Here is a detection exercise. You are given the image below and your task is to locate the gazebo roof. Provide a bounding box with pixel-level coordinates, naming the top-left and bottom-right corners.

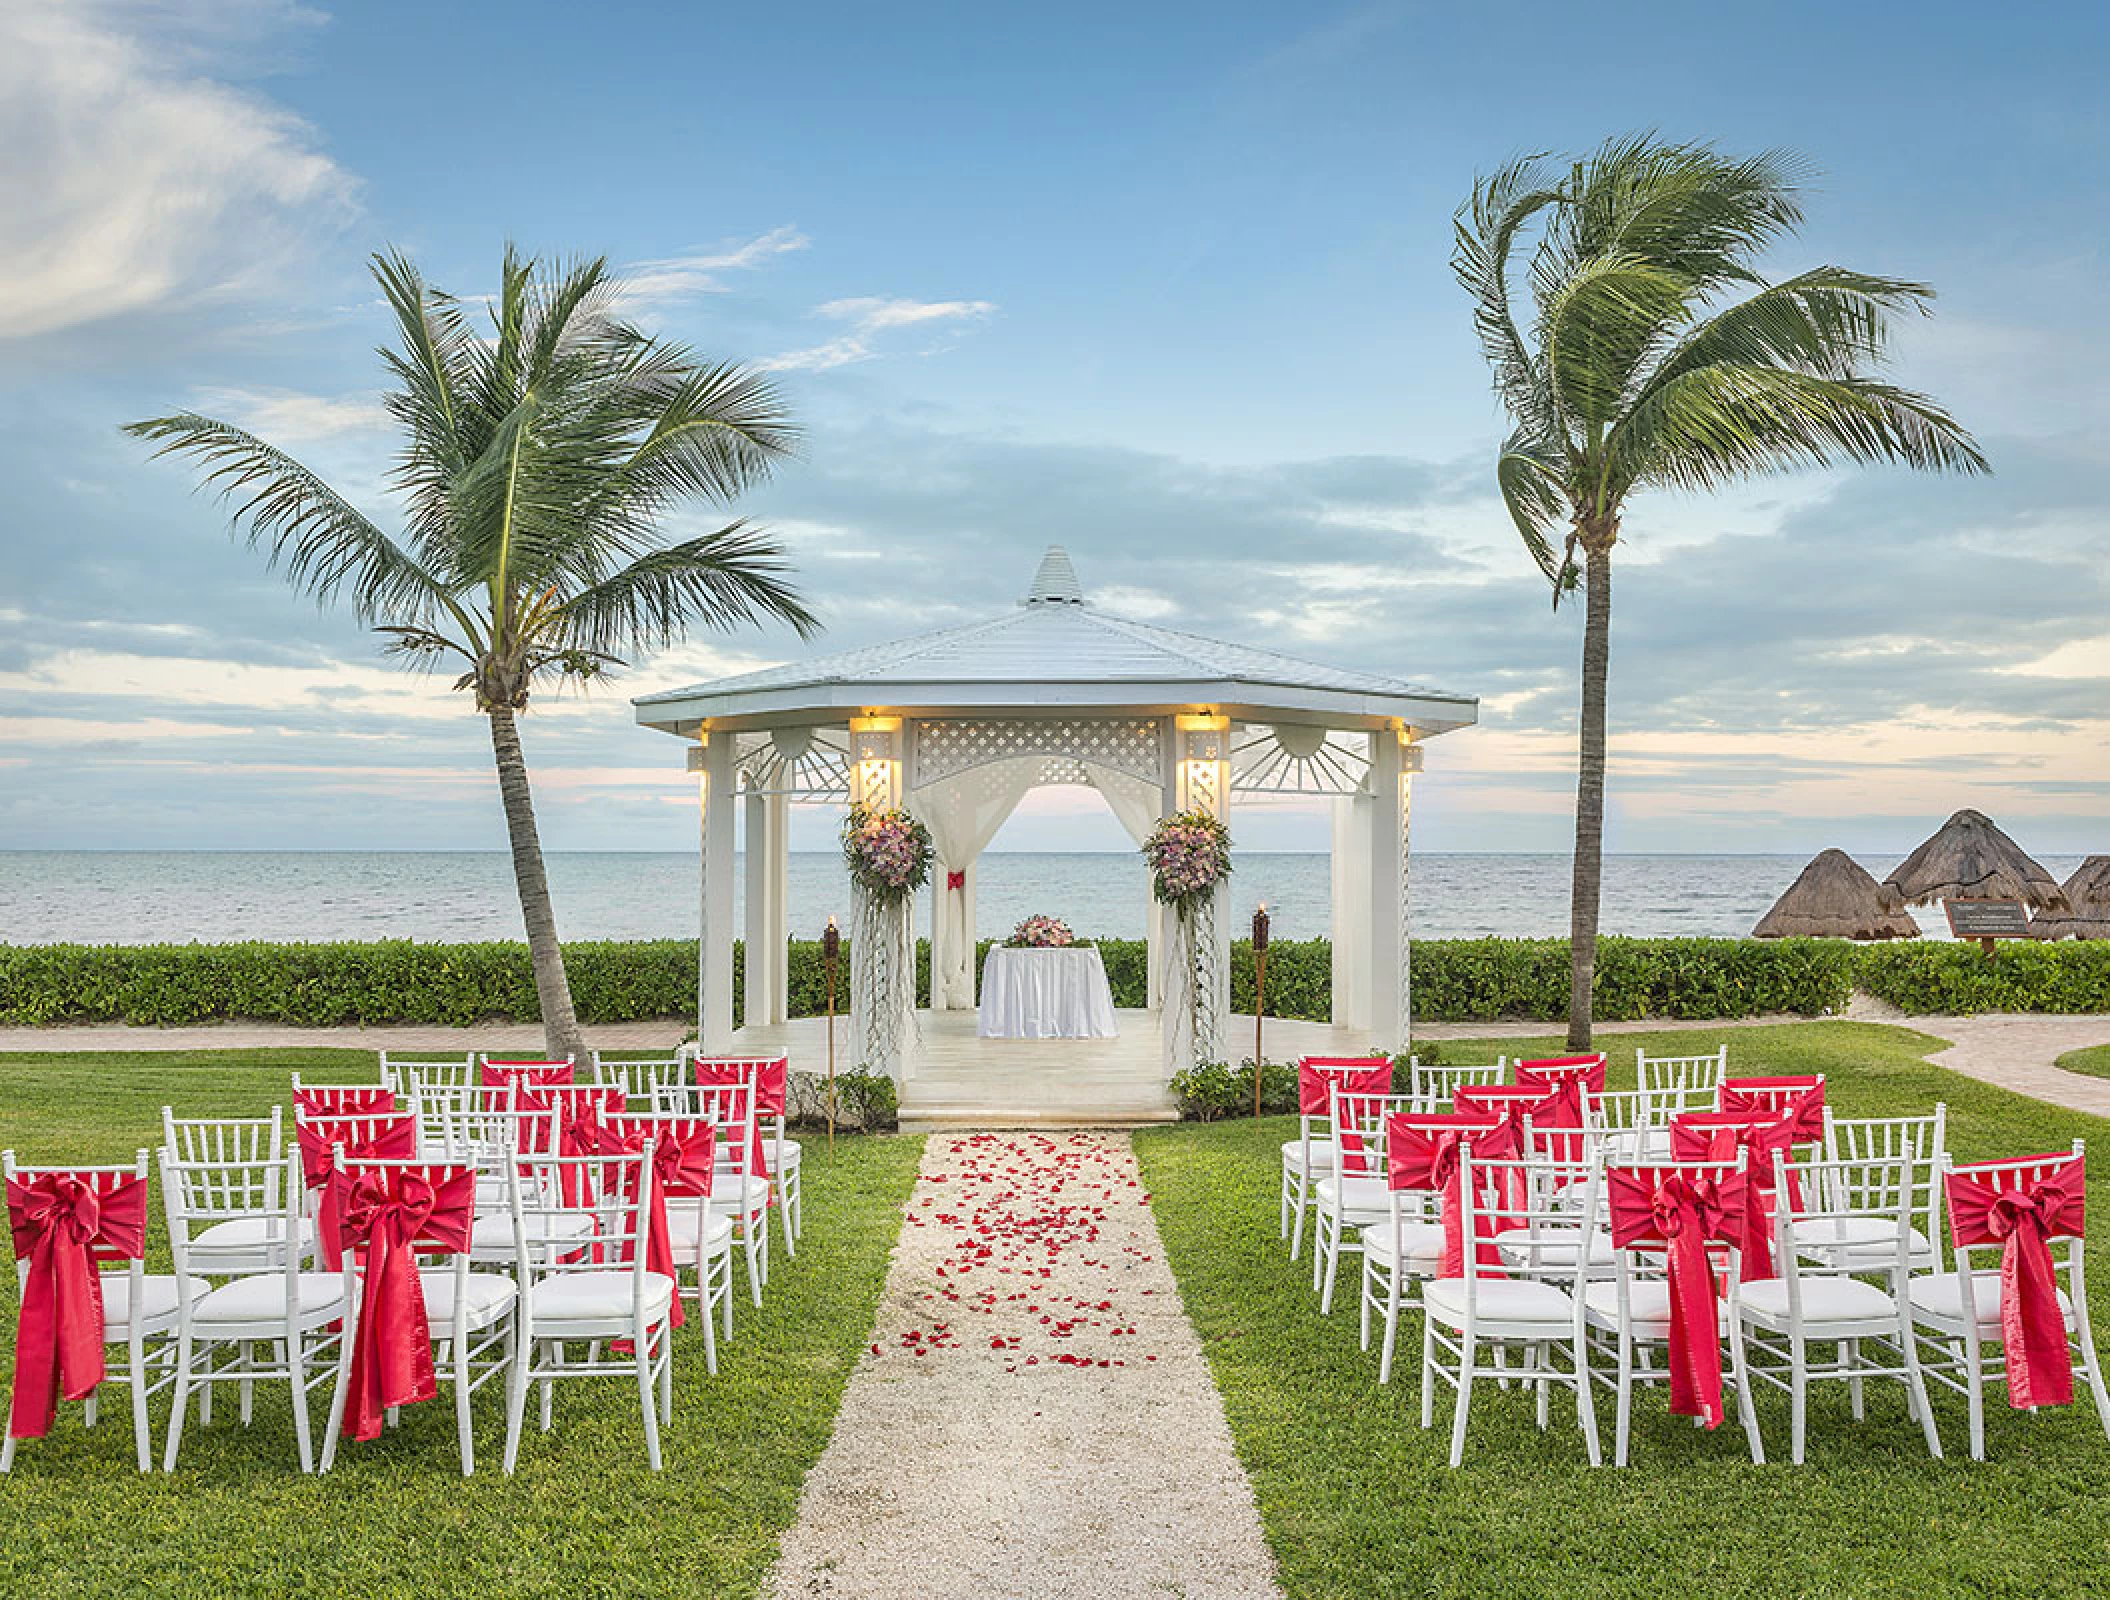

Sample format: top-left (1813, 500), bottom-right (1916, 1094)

top-left (635, 546), bottom-right (1479, 737)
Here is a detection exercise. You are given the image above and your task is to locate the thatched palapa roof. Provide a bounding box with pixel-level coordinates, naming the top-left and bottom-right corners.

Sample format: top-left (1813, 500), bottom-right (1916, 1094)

top-left (1880, 809), bottom-right (2070, 913)
top-left (1754, 849), bottom-right (1921, 940)
top-left (2032, 856), bottom-right (2110, 940)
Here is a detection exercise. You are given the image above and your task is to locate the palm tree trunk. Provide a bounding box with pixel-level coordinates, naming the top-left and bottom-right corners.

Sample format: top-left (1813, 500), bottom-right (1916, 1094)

top-left (1566, 548), bottom-right (1613, 1051)
top-left (486, 703), bottom-right (586, 1060)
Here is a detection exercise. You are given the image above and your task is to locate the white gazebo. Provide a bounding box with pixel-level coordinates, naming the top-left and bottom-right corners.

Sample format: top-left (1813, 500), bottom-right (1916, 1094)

top-left (633, 547), bottom-right (1476, 1112)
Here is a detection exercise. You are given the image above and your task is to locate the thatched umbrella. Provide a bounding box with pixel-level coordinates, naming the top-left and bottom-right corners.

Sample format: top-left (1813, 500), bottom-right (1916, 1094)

top-left (1880, 809), bottom-right (2070, 913)
top-left (1754, 849), bottom-right (1921, 940)
top-left (2031, 856), bottom-right (2110, 940)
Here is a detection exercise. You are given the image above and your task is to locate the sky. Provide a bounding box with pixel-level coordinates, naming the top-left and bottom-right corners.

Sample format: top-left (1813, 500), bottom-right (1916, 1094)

top-left (1, 0), bottom-right (2106, 860)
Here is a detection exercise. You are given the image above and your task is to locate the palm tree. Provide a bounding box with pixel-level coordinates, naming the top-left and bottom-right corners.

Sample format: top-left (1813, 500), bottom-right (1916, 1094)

top-left (128, 248), bottom-right (818, 1058)
top-left (1453, 136), bottom-right (1986, 1049)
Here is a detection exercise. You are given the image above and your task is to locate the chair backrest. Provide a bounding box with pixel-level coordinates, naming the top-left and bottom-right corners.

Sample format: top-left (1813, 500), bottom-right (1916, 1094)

top-left (379, 1052), bottom-right (475, 1095)
top-left (603, 1113), bottom-right (717, 1199)
top-left (160, 1144), bottom-right (304, 1281)
top-left (1456, 1147), bottom-right (1600, 1304)
top-left (293, 1109), bottom-right (419, 1193)
top-left (1514, 1054), bottom-right (1607, 1094)
top-left (1330, 1088), bottom-right (1419, 1178)
top-left (160, 1107), bottom-right (283, 1207)
top-left (593, 1054), bottom-right (688, 1108)
top-left (330, 1156), bottom-right (478, 1253)
top-left (1637, 1046), bottom-right (1729, 1100)
top-left (1408, 1058), bottom-right (1506, 1107)
top-left (658, 1080), bottom-right (757, 1174)
top-left (1721, 1075), bottom-right (1825, 1142)
top-left (4, 1150), bottom-right (153, 1275)
top-left (1770, 1149), bottom-right (1915, 1303)
top-left (1823, 1105), bottom-right (1946, 1242)
top-left (1601, 1154), bottom-right (1745, 1306)
top-left (504, 1145), bottom-right (655, 1288)
top-left (290, 1078), bottom-right (399, 1118)
top-left (424, 1093), bottom-right (553, 1173)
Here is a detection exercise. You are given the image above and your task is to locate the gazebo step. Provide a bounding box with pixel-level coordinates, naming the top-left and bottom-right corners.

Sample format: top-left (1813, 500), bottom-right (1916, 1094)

top-left (900, 1104), bottom-right (1182, 1132)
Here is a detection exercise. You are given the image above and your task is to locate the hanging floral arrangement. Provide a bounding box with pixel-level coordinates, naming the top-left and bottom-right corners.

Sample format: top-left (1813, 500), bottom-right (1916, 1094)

top-left (1143, 810), bottom-right (1231, 916)
top-left (842, 803), bottom-right (933, 905)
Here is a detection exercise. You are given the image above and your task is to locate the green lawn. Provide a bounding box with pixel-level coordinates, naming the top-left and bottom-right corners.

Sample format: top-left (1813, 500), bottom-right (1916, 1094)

top-left (2059, 1043), bottom-right (2110, 1079)
top-left (1136, 1022), bottom-right (2110, 1600)
top-left (0, 1047), bottom-right (921, 1600)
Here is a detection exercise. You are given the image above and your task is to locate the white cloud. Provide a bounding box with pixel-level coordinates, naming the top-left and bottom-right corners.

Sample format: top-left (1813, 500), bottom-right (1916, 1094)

top-left (764, 296), bottom-right (996, 372)
top-left (612, 226), bottom-right (810, 309)
top-left (0, 2), bottom-right (356, 339)
top-left (189, 386), bottom-right (392, 443)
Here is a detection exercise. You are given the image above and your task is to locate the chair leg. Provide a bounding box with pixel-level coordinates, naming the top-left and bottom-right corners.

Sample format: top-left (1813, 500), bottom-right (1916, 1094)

top-left (1574, 1337), bottom-right (1601, 1467)
top-left (1448, 1345), bottom-right (1475, 1468)
top-left (636, 1339), bottom-right (662, 1471)
top-left (1789, 1337), bottom-right (1808, 1466)
top-left (722, 1246), bottom-right (736, 1343)
top-left (1419, 1321), bottom-right (1437, 1430)
top-left (1535, 1343), bottom-right (1552, 1431)
top-left (1320, 1226), bottom-right (1344, 1316)
top-left (1279, 1168), bottom-right (1292, 1242)
top-left (0, 1428), bottom-right (15, 1473)
top-left (1359, 1260), bottom-right (1374, 1353)
top-left (289, 1335), bottom-right (316, 1474)
top-left (1378, 1273), bottom-right (1401, 1386)
top-left (503, 1329), bottom-right (530, 1475)
top-left (1846, 1338), bottom-right (1865, 1421)
top-left (696, 1245), bottom-right (720, 1378)
top-left (1614, 1334), bottom-right (1634, 1468)
top-left (540, 1342), bottom-right (557, 1432)
top-left (320, 1312), bottom-right (358, 1473)
top-left (658, 1328), bottom-right (674, 1423)
top-left (453, 1327), bottom-right (476, 1476)
top-left (128, 1336), bottom-right (153, 1473)
top-left (778, 1187), bottom-right (797, 1258)
top-left (2072, 1303), bottom-right (2110, 1445)
top-left (1899, 1316), bottom-right (1943, 1460)
top-left (1728, 1319), bottom-right (1765, 1466)
top-left (162, 1331), bottom-right (195, 1472)
top-left (1311, 1206), bottom-right (1330, 1293)
top-left (743, 1216), bottom-right (765, 1309)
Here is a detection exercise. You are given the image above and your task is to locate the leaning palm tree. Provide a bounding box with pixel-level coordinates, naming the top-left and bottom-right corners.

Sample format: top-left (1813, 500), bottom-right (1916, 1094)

top-left (128, 248), bottom-right (818, 1058)
top-left (1454, 136), bottom-right (1986, 1049)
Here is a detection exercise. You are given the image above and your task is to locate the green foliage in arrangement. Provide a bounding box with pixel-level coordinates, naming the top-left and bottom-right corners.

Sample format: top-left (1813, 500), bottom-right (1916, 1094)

top-left (5, 934), bottom-right (2106, 1029)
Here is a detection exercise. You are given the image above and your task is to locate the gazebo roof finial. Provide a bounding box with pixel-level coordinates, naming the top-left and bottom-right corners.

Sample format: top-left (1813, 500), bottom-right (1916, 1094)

top-left (1023, 545), bottom-right (1085, 606)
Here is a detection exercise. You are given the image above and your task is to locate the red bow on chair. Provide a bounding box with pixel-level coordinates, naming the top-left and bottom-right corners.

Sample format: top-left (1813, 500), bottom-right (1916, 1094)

top-left (480, 1062), bottom-right (574, 1092)
top-left (694, 1060), bottom-right (785, 1179)
top-left (337, 1165), bottom-right (476, 1444)
top-left (6, 1171), bottom-right (148, 1441)
top-left (1607, 1165), bottom-right (1744, 1429)
top-left (296, 1115), bottom-right (418, 1270)
top-left (1670, 1113), bottom-right (1799, 1280)
top-left (1719, 1077), bottom-right (1825, 1143)
top-left (293, 1086), bottom-right (397, 1118)
top-left (1454, 1081), bottom-right (1578, 1188)
top-left (1515, 1055), bottom-right (1607, 1096)
top-left (1318, 1065), bottom-right (1396, 1174)
top-left (1947, 1155), bottom-right (2087, 1410)
top-left (1296, 1058), bottom-right (1394, 1116)
top-left (597, 1118), bottom-right (718, 1334)
top-left (1386, 1114), bottom-right (1517, 1276)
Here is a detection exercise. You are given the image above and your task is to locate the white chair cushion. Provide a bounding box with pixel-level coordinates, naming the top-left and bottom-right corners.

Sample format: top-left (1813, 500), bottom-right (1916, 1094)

top-left (665, 1209), bottom-right (736, 1253)
top-left (1583, 1279), bottom-right (1675, 1332)
top-left (1281, 1139), bottom-right (1339, 1173)
top-left (194, 1215), bottom-right (316, 1259)
top-left (101, 1273), bottom-right (209, 1330)
top-left (1313, 1175), bottom-right (1391, 1222)
top-left (1359, 1221), bottom-right (1447, 1273)
top-left (1789, 1217), bottom-right (1933, 1264)
top-left (192, 1272), bottom-right (346, 1324)
top-left (1739, 1276), bottom-right (1900, 1326)
top-left (1494, 1225), bottom-right (1615, 1270)
top-left (1908, 1271), bottom-right (2074, 1336)
top-left (416, 1269), bottom-right (518, 1327)
top-left (468, 1210), bottom-right (597, 1255)
top-left (527, 1270), bottom-right (676, 1325)
top-left (1423, 1277), bottom-right (1578, 1328)
top-left (707, 1175), bottom-right (771, 1214)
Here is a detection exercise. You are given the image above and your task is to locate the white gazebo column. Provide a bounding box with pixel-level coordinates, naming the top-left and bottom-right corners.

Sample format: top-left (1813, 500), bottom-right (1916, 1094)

top-left (1330, 789), bottom-right (1372, 1030)
top-left (1363, 730), bottom-right (1419, 1052)
top-left (743, 788), bottom-right (789, 1027)
top-left (932, 857), bottom-right (978, 1010)
top-left (692, 733), bottom-right (738, 1052)
top-left (1160, 714), bottom-right (1231, 1075)
top-left (847, 716), bottom-right (913, 1081)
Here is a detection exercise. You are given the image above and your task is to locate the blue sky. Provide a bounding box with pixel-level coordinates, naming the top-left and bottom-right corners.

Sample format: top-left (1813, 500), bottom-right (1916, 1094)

top-left (2, 0), bottom-right (2106, 860)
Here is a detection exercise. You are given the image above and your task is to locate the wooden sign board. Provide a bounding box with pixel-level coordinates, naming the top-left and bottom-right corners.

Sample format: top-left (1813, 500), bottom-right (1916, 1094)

top-left (1944, 898), bottom-right (2033, 955)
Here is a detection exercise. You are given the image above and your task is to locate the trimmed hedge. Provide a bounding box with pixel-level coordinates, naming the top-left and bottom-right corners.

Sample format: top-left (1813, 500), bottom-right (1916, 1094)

top-left (1, 934), bottom-right (2103, 1029)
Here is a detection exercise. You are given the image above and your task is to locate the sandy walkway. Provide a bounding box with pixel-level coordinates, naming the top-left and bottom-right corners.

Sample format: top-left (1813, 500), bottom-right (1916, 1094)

top-left (761, 1131), bottom-right (1280, 1600)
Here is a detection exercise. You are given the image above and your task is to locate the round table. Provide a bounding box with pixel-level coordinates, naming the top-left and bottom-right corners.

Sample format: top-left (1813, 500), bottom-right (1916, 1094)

top-left (976, 946), bottom-right (1119, 1039)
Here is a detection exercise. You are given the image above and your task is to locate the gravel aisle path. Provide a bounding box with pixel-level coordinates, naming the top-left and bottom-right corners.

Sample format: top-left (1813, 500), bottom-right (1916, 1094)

top-left (761, 1131), bottom-right (1281, 1600)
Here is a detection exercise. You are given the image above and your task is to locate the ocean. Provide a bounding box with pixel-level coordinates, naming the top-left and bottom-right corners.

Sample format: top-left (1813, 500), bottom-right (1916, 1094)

top-left (4, 851), bottom-right (2069, 947)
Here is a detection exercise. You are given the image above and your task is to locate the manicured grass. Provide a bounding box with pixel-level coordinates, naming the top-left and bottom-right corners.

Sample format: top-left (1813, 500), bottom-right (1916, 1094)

top-left (0, 1048), bottom-right (921, 1599)
top-left (2058, 1043), bottom-right (2110, 1079)
top-left (1136, 1022), bottom-right (2110, 1600)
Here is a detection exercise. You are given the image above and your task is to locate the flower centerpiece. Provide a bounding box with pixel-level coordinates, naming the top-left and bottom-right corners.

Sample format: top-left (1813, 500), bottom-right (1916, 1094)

top-left (1005, 914), bottom-right (1086, 949)
top-left (1143, 809), bottom-right (1232, 917)
top-left (841, 803), bottom-right (933, 905)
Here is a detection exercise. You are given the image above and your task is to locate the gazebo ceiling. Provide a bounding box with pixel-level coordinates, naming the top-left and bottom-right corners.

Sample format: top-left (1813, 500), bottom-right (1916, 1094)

top-left (634, 546), bottom-right (1480, 739)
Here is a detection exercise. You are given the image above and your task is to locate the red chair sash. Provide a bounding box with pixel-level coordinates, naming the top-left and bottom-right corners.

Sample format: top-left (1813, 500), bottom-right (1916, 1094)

top-left (1386, 1114), bottom-right (1516, 1276)
top-left (1670, 1113), bottom-right (1799, 1279)
top-left (1718, 1077), bottom-right (1824, 1142)
top-left (595, 1119), bottom-right (717, 1334)
top-left (1515, 1055), bottom-right (1607, 1096)
top-left (693, 1061), bottom-right (788, 1178)
top-left (1947, 1155), bottom-right (2086, 1409)
top-left (6, 1170), bottom-right (148, 1441)
top-left (1607, 1165), bottom-right (1744, 1429)
top-left (1296, 1058), bottom-right (1393, 1117)
top-left (479, 1062), bottom-right (574, 1091)
top-left (293, 1086), bottom-right (397, 1118)
top-left (296, 1115), bottom-right (418, 1270)
top-left (337, 1165), bottom-right (476, 1444)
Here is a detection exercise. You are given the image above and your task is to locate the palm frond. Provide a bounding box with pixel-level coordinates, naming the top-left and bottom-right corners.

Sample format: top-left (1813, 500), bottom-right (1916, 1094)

top-left (1495, 433), bottom-right (1578, 602)
top-left (546, 521), bottom-right (820, 658)
top-left (1538, 253), bottom-right (1693, 426)
top-left (1452, 155), bottom-right (1564, 440)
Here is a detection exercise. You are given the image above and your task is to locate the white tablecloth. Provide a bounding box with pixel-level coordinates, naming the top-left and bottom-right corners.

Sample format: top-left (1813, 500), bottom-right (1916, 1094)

top-left (977, 946), bottom-right (1119, 1039)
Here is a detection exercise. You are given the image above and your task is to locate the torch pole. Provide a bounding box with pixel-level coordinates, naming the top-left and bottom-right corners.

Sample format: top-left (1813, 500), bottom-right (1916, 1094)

top-left (1252, 903), bottom-right (1270, 1119)
top-left (824, 916), bottom-right (841, 1160)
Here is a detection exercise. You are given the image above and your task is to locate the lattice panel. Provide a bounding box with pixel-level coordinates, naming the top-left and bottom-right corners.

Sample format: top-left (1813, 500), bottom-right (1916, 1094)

top-left (737, 726), bottom-right (850, 800)
top-left (913, 718), bottom-right (1163, 788)
top-left (1232, 724), bottom-right (1372, 795)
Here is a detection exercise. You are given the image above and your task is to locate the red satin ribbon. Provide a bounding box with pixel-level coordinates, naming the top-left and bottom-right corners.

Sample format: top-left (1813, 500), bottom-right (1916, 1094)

top-left (337, 1165), bottom-right (476, 1444)
top-left (1606, 1165), bottom-right (1744, 1429)
top-left (596, 1118), bottom-right (718, 1334)
top-left (1947, 1155), bottom-right (2086, 1409)
top-left (480, 1062), bottom-right (574, 1094)
top-left (1670, 1113), bottom-right (1799, 1280)
top-left (1386, 1114), bottom-right (1517, 1276)
top-left (1454, 1082), bottom-right (1578, 1186)
top-left (1718, 1077), bottom-right (1825, 1143)
top-left (7, 1171), bottom-right (148, 1441)
top-left (1515, 1055), bottom-right (1608, 1096)
top-left (1296, 1058), bottom-right (1394, 1117)
top-left (946, 870), bottom-right (966, 891)
top-left (296, 1114), bottom-right (418, 1270)
top-left (693, 1060), bottom-right (790, 1178)
top-left (293, 1086), bottom-right (398, 1118)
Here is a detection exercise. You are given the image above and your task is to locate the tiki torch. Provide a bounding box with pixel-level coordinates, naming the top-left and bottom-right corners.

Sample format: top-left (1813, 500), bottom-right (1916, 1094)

top-left (1252, 901), bottom-right (1270, 1118)
top-left (823, 915), bottom-right (841, 1158)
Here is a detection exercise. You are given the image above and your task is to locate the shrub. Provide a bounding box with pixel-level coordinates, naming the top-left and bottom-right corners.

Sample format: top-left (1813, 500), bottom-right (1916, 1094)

top-left (1168, 1058), bottom-right (1299, 1121)
top-left (1856, 939), bottom-right (2110, 1015)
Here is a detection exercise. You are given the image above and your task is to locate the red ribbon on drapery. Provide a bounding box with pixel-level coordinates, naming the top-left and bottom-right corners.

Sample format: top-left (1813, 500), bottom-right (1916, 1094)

top-left (293, 1085), bottom-right (398, 1118)
top-left (1946, 1154), bottom-right (2086, 1410)
top-left (6, 1170), bottom-right (148, 1441)
top-left (946, 870), bottom-right (966, 892)
top-left (1514, 1055), bottom-right (1607, 1096)
top-left (295, 1114), bottom-right (418, 1270)
top-left (1718, 1076), bottom-right (1825, 1143)
top-left (1606, 1164), bottom-right (1745, 1429)
top-left (336, 1164), bottom-right (476, 1443)
top-left (694, 1059), bottom-right (789, 1179)
top-left (1670, 1112), bottom-right (1800, 1280)
top-left (596, 1117), bottom-right (718, 1334)
top-left (1386, 1113), bottom-right (1517, 1276)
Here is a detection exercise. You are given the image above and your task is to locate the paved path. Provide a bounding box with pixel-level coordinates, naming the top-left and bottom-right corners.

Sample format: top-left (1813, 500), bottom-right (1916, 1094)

top-left (0, 1020), bottom-right (690, 1052)
top-left (761, 1131), bottom-right (1281, 1600)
